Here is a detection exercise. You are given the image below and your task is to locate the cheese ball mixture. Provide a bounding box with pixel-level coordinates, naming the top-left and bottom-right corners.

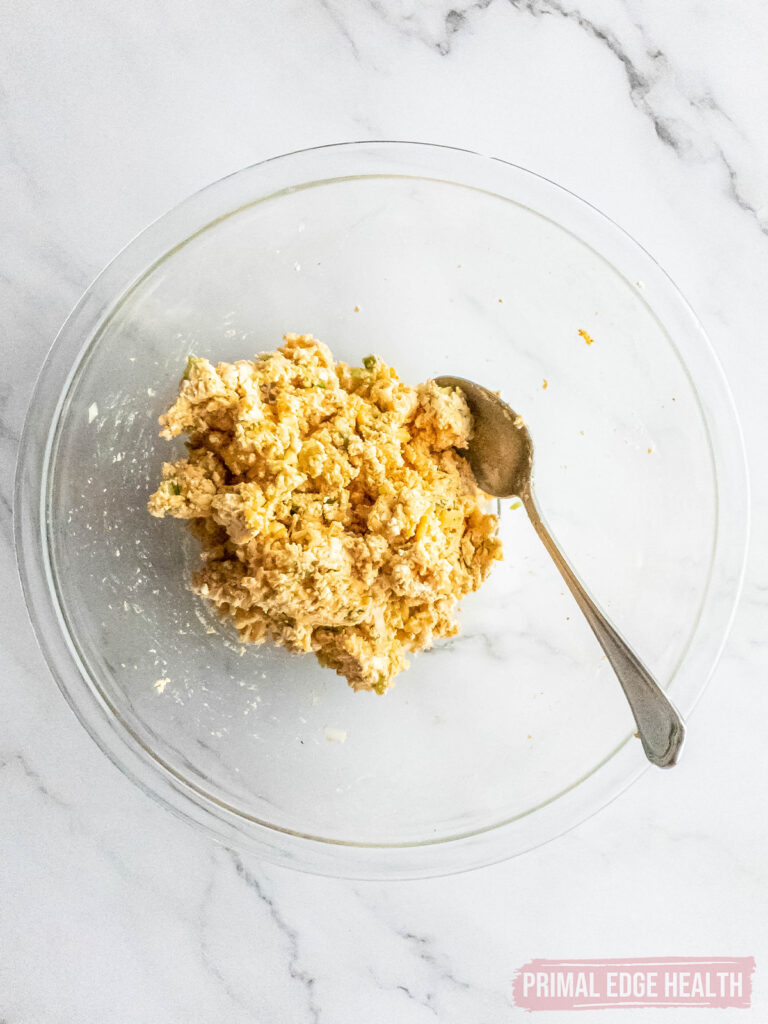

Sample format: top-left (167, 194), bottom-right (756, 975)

top-left (148, 334), bottom-right (502, 692)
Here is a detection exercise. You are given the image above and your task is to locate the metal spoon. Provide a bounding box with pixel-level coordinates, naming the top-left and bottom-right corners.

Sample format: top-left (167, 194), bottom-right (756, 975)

top-left (435, 375), bottom-right (685, 768)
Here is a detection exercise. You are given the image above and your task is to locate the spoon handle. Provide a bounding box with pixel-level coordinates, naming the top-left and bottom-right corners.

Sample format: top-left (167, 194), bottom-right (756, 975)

top-left (521, 487), bottom-right (685, 768)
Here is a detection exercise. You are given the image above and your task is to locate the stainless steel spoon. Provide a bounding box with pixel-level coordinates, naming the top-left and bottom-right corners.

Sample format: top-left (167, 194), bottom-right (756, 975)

top-left (435, 375), bottom-right (685, 768)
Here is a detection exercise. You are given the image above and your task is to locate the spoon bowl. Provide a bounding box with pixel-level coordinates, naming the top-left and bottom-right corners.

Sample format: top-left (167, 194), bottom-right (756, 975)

top-left (434, 375), bottom-right (534, 497)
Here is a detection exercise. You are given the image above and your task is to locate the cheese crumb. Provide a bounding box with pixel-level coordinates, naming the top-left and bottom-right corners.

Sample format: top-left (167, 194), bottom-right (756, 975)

top-left (324, 727), bottom-right (347, 743)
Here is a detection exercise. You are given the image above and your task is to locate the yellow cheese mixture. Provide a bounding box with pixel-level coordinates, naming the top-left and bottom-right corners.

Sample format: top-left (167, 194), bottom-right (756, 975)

top-left (148, 334), bottom-right (502, 692)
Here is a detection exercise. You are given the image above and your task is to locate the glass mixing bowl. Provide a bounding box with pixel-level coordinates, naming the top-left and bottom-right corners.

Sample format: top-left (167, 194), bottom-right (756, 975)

top-left (15, 142), bottom-right (748, 878)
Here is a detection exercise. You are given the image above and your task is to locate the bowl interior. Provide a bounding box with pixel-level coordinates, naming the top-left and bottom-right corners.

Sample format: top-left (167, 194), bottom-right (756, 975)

top-left (47, 172), bottom-right (715, 846)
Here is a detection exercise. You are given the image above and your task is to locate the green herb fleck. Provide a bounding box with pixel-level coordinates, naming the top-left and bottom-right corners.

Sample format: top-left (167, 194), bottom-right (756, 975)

top-left (362, 354), bottom-right (376, 371)
top-left (182, 355), bottom-right (202, 380)
top-left (511, 501), bottom-right (522, 510)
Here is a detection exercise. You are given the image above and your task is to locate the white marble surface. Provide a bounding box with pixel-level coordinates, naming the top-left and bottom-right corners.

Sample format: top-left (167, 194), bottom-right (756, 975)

top-left (2, 1), bottom-right (768, 1020)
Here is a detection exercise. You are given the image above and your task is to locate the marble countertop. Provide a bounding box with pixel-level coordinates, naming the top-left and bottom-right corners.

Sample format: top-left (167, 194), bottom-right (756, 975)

top-left (2, 1), bottom-right (767, 1020)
